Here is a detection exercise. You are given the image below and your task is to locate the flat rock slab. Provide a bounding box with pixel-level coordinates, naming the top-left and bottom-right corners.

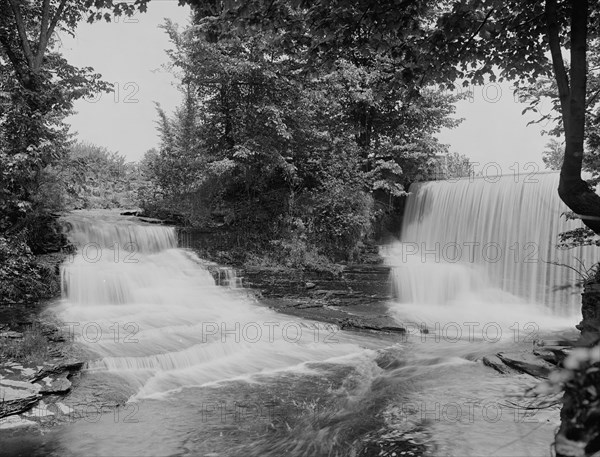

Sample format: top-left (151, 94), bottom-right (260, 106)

top-left (532, 347), bottom-right (570, 365)
top-left (497, 352), bottom-right (555, 378)
top-left (0, 331), bottom-right (23, 339)
top-left (0, 379), bottom-right (41, 418)
top-left (37, 375), bottom-right (72, 394)
top-left (29, 360), bottom-right (84, 383)
top-left (482, 355), bottom-right (515, 375)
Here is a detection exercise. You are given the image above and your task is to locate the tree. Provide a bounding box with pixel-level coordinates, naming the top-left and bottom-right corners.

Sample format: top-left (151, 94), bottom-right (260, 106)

top-left (172, 1), bottom-right (599, 454)
top-left (141, 11), bottom-right (461, 261)
top-left (0, 0), bottom-right (109, 232)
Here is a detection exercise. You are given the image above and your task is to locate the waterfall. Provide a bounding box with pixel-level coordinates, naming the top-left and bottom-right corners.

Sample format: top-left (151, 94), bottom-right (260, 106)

top-left (385, 172), bottom-right (599, 318)
top-left (57, 210), bottom-right (376, 400)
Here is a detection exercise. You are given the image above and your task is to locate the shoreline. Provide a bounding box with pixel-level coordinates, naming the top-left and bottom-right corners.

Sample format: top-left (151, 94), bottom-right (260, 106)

top-left (0, 226), bottom-right (576, 450)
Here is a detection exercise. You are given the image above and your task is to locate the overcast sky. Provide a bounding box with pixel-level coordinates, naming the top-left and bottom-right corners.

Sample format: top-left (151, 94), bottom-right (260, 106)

top-left (61, 2), bottom-right (554, 174)
top-left (60, 2), bottom-right (192, 162)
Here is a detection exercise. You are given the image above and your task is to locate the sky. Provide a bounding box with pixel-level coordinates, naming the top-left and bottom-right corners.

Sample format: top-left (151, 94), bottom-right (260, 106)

top-left (60, 1), bottom-right (192, 162)
top-left (61, 2), bottom-right (554, 171)
top-left (437, 82), bottom-right (553, 174)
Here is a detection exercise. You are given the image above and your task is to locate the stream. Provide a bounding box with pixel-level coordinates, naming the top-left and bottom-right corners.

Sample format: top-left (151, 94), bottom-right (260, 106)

top-left (5, 172), bottom-right (595, 457)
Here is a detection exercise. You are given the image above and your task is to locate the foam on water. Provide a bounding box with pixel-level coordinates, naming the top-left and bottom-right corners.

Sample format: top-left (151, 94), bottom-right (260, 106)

top-left (56, 211), bottom-right (380, 400)
top-left (384, 172), bottom-right (598, 324)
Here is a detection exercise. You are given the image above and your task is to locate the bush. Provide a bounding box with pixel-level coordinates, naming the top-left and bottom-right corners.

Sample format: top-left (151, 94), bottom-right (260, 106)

top-left (300, 181), bottom-right (374, 261)
top-left (0, 233), bottom-right (59, 304)
top-left (267, 237), bottom-right (343, 275)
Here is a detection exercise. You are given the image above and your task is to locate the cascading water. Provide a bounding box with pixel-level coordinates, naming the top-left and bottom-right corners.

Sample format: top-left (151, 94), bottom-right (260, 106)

top-left (371, 172), bottom-right (584, 456)
top-left (384, 172), bottom-right (599, 322)
top-left (11, 188), bottom-right (578, 457)
top-left (39, 210), bottom-right (392, 456)
top-left (57, 211), bottom-right (383, 399)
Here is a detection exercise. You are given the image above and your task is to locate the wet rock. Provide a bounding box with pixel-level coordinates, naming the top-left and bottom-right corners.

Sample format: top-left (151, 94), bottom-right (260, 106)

top-left (292, 301), bottom-right (323, 309)
top-left (30, 360), bottom-right (84, 383)
top-left (18, 367), bottom-right (36, 378)
top-left (0, 331), bottom-right (23, 339)
top-left (482, 355), bottom-right (514, 374)
top-left (0, 379), bottom-right (41, 417)
top-left (23, 400), bottom-right (55, 419)
top-left (338, 317), bottom-right (406, 334)
top-left (497, 352), bottom-right (555, 378)
top-left (37, 375), bottom-right (72, 394)
top-left (532, 347), bottom-right (570, 366)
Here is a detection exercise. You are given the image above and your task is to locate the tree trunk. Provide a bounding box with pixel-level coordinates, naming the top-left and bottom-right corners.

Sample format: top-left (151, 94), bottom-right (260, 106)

top-left (547, 0), bottom-right (600, 334)
top-left (546, 1), bottom-right (600, 455)
top-left (553, 0), bottom-right (600, 236)
top-left (557, 0), bottom-right (600, 338)
top-left (545, 0), bottom-right (600, 236)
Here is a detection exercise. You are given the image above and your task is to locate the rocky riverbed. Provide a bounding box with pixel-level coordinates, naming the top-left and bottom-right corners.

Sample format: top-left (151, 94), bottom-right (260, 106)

top-left (0, 224), bottom-right (581, 444)
top-left (203, 261), bottom-right (580, 379)
top-left (0, 316), bottom-right (86, 436)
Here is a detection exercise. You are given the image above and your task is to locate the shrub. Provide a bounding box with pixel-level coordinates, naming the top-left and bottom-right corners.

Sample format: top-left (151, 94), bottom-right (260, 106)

top-left (0, 233), bottom-right (59, 304)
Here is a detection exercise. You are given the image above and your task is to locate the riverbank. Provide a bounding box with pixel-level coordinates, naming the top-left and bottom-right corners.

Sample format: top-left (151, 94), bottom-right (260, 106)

top-left (199, 250), bottom-right (581, 383)
top-left (0, 211), bottom-right (585, 456)
top-left (0, 309), bottom-right (86, 435)
top-left (0, 240), bottom-right (88, 437)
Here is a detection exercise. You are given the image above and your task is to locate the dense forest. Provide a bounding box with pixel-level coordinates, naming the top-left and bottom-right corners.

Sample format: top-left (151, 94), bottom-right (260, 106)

top-left (1, 1), bottom-right (600, 455)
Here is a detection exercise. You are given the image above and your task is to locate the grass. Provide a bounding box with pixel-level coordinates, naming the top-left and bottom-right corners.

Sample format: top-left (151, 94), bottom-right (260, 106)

top-left (0, 325), bottom-right (49, 365)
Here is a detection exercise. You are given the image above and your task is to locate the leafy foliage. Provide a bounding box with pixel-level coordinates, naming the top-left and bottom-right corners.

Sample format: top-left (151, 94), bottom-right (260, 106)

top-left (0, 233), bottom-right (59, 304)
top-left (0, 1), bottom-right (110, 232)
top-left (141, 15), bottom-right (461, 263)
top-left (543, 139), bottom-right (565, 171)
top-left (39, 141), bottom-right (147, 211)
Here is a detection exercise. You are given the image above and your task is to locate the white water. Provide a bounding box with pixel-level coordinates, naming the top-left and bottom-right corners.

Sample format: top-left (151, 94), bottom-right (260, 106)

top-left (27, 181), bottom-right (585, 457)
top-left (385, 172), bottom-right (599, 321)
top-left (374, 173), bottom-right (587, 456)
top-left (57, 211), bottom-right (382, 401)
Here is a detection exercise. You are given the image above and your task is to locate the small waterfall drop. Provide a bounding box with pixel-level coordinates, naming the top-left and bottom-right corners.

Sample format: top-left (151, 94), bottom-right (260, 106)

top-left (385, 172), bottom-right (599, 321)
top-left (57, 211), bottom-right (379, 400)
top-left (32, 209), bottom-right (565, 457)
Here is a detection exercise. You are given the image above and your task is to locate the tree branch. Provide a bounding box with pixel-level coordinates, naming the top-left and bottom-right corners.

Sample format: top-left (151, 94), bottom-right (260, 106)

top-left (0, 33), bottom-right (28, 84)
top-left (545, 0), bottom-right (570, 130)
top-left (35, 0), bottom-right (67, 69)
top-left (458, 7), bottom-right (495, 57)
top-left (47, 0), bottom-right (67, 44)
top-left (587, 87), bottom-right (600, 107)
top-left (7, 0), bottom-right (35, 69)
top-left (35, 0), bottom-right (51, 69)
